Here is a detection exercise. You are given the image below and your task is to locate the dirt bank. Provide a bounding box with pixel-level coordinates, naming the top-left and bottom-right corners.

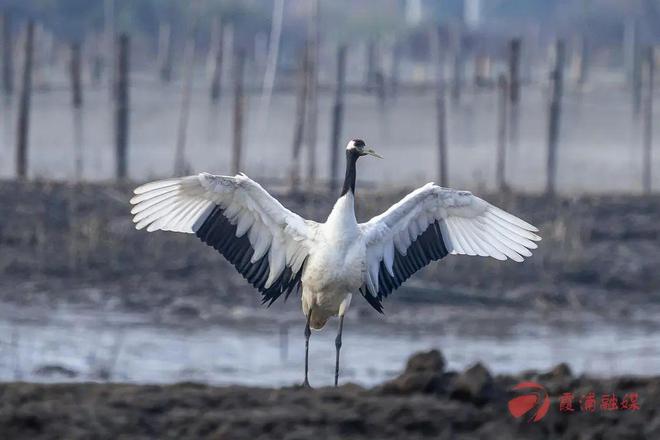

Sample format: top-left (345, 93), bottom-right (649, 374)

top-left (0, 351), bottom-right (657, 440)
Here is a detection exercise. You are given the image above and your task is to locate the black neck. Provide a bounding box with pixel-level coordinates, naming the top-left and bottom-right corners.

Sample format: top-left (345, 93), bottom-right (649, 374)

top-left (340, 150), bottom-right (359, 196)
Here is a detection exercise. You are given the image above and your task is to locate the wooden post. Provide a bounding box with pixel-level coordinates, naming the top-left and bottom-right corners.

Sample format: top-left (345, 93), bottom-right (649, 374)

top-left (625, 19), bottom-right (642, 116)
top-left (624, 18), bottom-right (639, 84)
top-left (575, 35), bottom-right (589, 87)
top-left (432, 26), bottom-right (448, 187)
top-left (365, 40), bottom-right (385, 106)
top-left (209, 20), bottom-right (223, 102)
top-left (222, 23), bottom-right (234, 93)
top-left (508, 38), bottom-right (521, 150)
top-left (42, 26), bottom-right (57, 85)
top-left (449, 23), bottom-right (463, 104)
top-left (70, 103), bottom-right (84, 271)
top-left (375, 70), bottom-right (386, 109)
top-left (390, 40), bottom-right (400, 97)
top-left (1, 12), bottom-right (13, 95)
top-left (15, 20), bottom-right (34, 179)
top-left (642, 47), bottom-right (655, 194)
top-left (546, 40), bottom-right (565, 197)
top-left (104, 0), bottom-right (116, 97)
top-left (508, 39), bottom-right (521, 105)
top-left (496, 74), bottom-right (508, 191)
top-left (231, 49), bottom-right (245, 175)
top-left (257, 0), bottom-right (284, 126)
top-left (365, 40), bottom-right (376, 93)
top-left (174, 29), bottom-right (197, 175)
top-left (114, 34), bottom-right (129, 180)
top-left (90, 33), bottom-right (103, 86)
top-left (72, 108), bottom-right (84, 182)
top-left (633, 51), bottom-right (643, 118)
top-left (329, 45), bottom-right (347, 193)
top-left (70, 42), bottom-right (83, 107)
top-left (305, 0), bottom-right (320, 185)
top-left (253, 32), bottom-right (268, 77)
top-left (279, 323), bottom-right (289, 362)
top-left (157, 22), bottom-right (172, 82)
top-left (206, 18), bottom-right (220, 78)
top-left (71, 41), bottom-right (84, 180)
top-left (473, 54), bottom-right (491, 87)
top-left (290, 43), bottom-right (309, 192)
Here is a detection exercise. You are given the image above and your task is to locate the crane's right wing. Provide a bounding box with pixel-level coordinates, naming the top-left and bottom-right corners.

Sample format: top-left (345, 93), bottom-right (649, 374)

top-left (359, 183), bottom-right (541, 311)
top-left (130, 172), bottom-right (319, 305)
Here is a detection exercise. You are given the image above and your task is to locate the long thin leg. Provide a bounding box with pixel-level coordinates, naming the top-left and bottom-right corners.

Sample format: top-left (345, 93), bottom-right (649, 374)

top-left (302, 310), bottom-right (312, 388)
top-left (334, 314), bottom-right (344, 387)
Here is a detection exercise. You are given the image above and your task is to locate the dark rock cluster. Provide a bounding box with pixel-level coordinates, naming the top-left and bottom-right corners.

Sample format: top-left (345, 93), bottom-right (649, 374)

top-left (0, 350), bottom-right (657, 440)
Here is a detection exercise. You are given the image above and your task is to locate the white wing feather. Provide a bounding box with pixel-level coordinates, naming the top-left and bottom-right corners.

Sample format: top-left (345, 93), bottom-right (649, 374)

top-left (130, 173), bottom-right (318, 287)
top-left (360, 183), bottom-right (541, 294)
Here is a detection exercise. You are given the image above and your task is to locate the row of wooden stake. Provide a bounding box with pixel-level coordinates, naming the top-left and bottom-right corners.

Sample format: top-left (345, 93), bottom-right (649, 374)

top-left (6, 19), bottom-right (656, 196)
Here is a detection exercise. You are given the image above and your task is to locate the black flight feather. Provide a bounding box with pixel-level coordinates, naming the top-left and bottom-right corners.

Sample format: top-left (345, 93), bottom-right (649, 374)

top-left (195, 205), bottom-right (306, 306)
top-left (361, 220), bottom-right (449, 312)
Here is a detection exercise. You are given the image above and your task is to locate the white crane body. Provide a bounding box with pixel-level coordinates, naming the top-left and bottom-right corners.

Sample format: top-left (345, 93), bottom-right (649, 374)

top-left (303, 192), bottom-right (363, 329)
top-left (129, 139), bottom-right (541, 386)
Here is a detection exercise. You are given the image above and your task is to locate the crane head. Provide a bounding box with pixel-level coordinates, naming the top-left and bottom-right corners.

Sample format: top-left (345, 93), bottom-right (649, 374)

top-left (346, 139), bottom-right (382, 159)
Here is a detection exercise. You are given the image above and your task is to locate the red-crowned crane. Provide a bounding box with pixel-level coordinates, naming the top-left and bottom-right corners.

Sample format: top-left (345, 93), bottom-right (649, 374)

top-left (130, 139), bottom-right (541, 387)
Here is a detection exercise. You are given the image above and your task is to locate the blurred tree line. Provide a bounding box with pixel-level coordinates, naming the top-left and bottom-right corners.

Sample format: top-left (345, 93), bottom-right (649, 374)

top-left (0, 0), bottom-right (271, 43)
top-left (1, 0), bottom-right (658, 49)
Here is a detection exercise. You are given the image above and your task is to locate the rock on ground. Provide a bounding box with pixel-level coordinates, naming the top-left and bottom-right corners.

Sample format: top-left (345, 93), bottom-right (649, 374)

top-left (0, 350), bottom-right (657, 440)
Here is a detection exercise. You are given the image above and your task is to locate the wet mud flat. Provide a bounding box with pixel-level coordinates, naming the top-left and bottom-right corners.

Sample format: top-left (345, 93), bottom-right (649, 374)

top-left (1, 181), bottom-right (659, 438)
top-left (0, 351), bottom-right (658, 440)
top-left (2, 180), bottom-right (660, 320)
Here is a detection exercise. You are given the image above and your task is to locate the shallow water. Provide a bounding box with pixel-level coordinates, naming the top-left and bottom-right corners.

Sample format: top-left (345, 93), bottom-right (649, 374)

top-left (0, 305), bottom-right (657, 386)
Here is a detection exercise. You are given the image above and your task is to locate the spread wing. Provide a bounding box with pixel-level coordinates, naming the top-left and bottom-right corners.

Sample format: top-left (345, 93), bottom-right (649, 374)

top-left (130, 172), bottom-right (319, 305)
top-left (359, 183), bottom-right (541, 312)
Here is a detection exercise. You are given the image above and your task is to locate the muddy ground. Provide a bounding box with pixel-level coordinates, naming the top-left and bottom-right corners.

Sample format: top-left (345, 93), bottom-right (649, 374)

top-left (1, 181), bottom-right (660, 438)
top-left (1, 180), bottom-right (660, 323)
top-left (0, 350), bottom-right (657, 439)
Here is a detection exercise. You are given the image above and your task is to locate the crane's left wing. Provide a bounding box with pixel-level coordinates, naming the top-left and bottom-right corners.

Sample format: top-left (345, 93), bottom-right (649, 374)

top-left (359, 183), bottom-right (541, 312)
top-left (130, 173), bottom-right (319, 305)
